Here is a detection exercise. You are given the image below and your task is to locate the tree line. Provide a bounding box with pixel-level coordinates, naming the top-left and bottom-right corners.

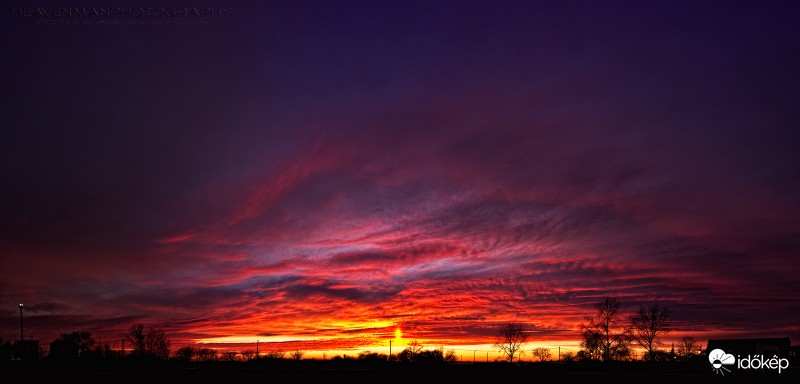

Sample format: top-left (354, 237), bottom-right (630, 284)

top-left (5, 322), bottom-right (459, 364)
top-left (4, 297), bottom-right (702, 364)
top-left (494, 297), bottom-right (701, 363)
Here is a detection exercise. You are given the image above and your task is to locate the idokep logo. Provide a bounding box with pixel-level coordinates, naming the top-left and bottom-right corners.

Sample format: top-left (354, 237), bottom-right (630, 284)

top-left (709, 349), bottom-right (735, 375)
top-left (737, 354), bottom-right (790, 374)
top-left (708, 348), bottom-right (790, 375)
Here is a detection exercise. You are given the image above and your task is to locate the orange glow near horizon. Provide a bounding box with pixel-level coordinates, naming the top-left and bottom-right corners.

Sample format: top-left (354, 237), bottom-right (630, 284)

top-left (4, 0), bottom-right (800, 365)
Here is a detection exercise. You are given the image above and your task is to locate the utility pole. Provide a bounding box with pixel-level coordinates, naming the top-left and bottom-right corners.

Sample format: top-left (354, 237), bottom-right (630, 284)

top-left (256, 340), bottom-right (259, 357)
top-left (558, 346), bottom-right (560, 361)
top-left (389, 340), bottom-right (392, 360)
top-left (473, 350), bottom-right (476, 364)
top-left (121, 339), bottom-right (125, 358)
top-left (486, 351), bottom-right (488, 362)
top-left (19, 304), bottom-right (24, 341)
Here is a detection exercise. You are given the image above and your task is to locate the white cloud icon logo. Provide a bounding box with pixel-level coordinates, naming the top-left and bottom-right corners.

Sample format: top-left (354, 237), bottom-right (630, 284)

top-left (709, 348), bottom-right (736, 375)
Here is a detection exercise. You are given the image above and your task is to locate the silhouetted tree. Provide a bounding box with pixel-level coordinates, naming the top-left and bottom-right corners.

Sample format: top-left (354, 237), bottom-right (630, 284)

top-left (396, 341), bottom-right (425, 363)
top-left (50, 331), bottom-right (95, 361)
top-left (100, 343), bottom-right (112, 359)
top-left (262, 350), bottom-right (286, 359)
top-left (630, 304), bottom-right (672, 361)
top-left (442, 348), bottom-right (457, 363)
top-left (493, 323), bottom-right (528, 362)
top-left (580, 329), bottom-right (603, 361)
top-left (561, 351), bottom-right (576, 362)
top-left (290, 350), bottom-right (305, 360)
top-left (128, 324), bottom-right (146, 357)
top-left (221, 351), bottom-right (238, 361)
top-left (532, 347), bottom-right (551, 362)
top-left (241, 349), bottom-right (256, 361)
top-left (645, 349), bottom-right (674, 362)
top-left (196, 348), bottom-right (217, 361)
top-left (406, 340), bottom-right (424, 362)
top-left (614, 342), bottom-right (632, 361)
top-left (395, 346), bottom-right (456, 365)
top-left (357, 351), bottom-right (388, 362)
top-left (396, 348), bottom-right (412, 363)
top-left (416, 349), bottom-right (444, 364)
top-left (61, 331), bottom-right (95, 357)
top-left (582, 297), bottom-right (631, 361)
top-left (126, 323), bottom-right (171, 359)
top-left (678, 336), bottom-right (699, 362)
top-left (174, 346), bottom-right (196, 361)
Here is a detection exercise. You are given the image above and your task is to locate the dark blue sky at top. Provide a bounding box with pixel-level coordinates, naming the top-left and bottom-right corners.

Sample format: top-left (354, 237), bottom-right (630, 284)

top-left (1, 0), bottom-right (799, 345)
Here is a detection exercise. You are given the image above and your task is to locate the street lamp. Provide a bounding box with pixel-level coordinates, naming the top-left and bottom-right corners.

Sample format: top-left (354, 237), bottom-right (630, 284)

top-left (19, 303), bottom-right (24, 341)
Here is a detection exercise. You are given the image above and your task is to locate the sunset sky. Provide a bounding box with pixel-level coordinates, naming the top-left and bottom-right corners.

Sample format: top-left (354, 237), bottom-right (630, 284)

top-left (2, 1), bottom-right (799, 358)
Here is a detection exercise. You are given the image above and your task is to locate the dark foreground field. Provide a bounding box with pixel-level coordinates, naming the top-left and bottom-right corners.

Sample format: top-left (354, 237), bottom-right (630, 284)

top-left (3, 361), bottom-right (798, 384)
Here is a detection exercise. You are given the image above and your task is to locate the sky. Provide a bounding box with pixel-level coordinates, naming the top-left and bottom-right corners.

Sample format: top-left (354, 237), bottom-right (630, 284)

top-left (2, 0), bottom-right (799, 357)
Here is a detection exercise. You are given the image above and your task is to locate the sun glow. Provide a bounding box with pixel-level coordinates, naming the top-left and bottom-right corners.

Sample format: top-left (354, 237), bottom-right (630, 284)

top-left (395, 327), bottom-right (402, 340)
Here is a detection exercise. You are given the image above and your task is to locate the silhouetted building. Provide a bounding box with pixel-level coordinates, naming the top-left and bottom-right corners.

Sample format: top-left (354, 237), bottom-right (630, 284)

top-left (706, 337), bottom-right (791, 357)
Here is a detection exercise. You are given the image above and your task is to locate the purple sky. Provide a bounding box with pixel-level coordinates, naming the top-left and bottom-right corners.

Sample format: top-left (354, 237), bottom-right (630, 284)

top-left (1, 0), bottom-right (799, 352)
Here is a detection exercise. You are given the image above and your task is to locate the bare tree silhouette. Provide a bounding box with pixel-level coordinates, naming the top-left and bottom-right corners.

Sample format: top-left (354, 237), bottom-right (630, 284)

top-left (396, 345), bottom-right (456, 364)
top-left (51, 331), bottom-right (95, 359)
top-left (581, 297), bottom-right (631, 361)
top-left (126, 323), bottom-right (170, 360)
top-left (493, 323), bottom-right (528, 363)
top-left (442, 348), bottom-right (458, 363)
top-left (407, 340), bottom-right (423, 362)
top-left (174, 346), bottom-right (196, 361)
top-left (240, 349), bottom-right (256, 361)
top-left (196, 348), bottom-right (217, 361)
top-left (532, 347), bottom-right (551, 362)
top-left (677, 336), bottom-right (699, 362)
top-left (630, 304), bottom-right (672, 361)
top-left (221, 351), bottom-right (238, 362)
top-left (579, 329), bottom-right (603, 361)
top-left (357, 351), bottom-right (388, 362)
top-left (290, 350), bottom-right (305, 360)
top-left (262, 350), bottom-right (286, 359)
top-left (397, 340), bottom-right (425, 363)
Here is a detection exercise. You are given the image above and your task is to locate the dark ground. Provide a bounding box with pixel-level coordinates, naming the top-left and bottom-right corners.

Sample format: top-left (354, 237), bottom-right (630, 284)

top-left (2, 361), bottom-right (798, 384)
